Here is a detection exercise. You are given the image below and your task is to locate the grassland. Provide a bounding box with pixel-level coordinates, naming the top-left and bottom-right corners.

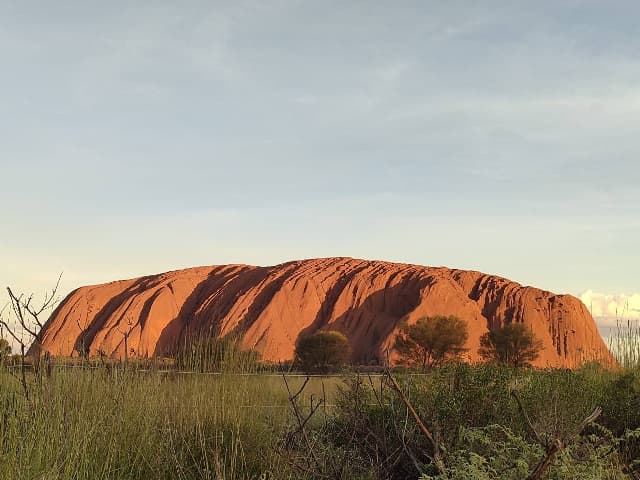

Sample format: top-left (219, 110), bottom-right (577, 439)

top-left (0, 364), bottom-right (349, 479)
top-left (1, 327), bottom-right (639, 480)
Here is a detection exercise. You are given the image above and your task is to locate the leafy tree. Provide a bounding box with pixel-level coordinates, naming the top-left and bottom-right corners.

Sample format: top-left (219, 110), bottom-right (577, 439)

top-left (294, 330), bottom-right (351, 374)
top-left (0, 337), bottom-right (11, 362)
top-left (394, 315), bottom-right (469, 369)
top-left (478, 323), bottom-right (543, 367)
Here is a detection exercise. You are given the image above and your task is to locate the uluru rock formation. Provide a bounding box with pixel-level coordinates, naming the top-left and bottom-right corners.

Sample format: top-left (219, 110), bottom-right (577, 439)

top-left (36, 258), bottom-right (614, 368)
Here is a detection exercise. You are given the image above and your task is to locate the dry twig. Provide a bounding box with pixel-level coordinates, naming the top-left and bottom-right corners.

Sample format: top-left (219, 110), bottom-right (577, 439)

top-left (385, 370), bottom-right (446, 476)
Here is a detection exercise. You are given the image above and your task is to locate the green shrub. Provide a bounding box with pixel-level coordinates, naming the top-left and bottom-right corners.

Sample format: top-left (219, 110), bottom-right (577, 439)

top-left (601, 370), bottom-right (640, 435)
top-left (421, 425), bottom-right (541, 480)
top-left (294, 331), bottom-right (351, 374)
top-left (323, 365), bottom-right (640, 479)
top-left (420, 424), bottom-right (627, 480)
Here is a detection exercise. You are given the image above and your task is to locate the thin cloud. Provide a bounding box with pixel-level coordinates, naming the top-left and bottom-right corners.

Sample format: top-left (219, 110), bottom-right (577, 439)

top-left (579, 291), bottom-right (640, 325)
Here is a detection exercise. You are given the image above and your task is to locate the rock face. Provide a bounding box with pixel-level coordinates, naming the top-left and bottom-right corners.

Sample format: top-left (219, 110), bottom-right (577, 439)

top-left (36, 258), bottom-right (614, 367)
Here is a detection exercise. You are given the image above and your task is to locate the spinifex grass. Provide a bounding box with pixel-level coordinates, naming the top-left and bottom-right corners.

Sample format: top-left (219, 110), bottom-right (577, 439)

top-left (0, 361), bottom-right (342, 480)
top-left (0, 369), bottom-right (267, 479)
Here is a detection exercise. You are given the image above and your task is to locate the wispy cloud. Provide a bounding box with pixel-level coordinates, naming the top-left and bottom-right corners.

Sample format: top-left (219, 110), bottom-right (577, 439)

top-left (579, 291), bottom-right (640, 325)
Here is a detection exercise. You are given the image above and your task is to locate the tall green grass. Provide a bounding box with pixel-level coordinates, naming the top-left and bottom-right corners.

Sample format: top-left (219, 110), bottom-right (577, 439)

top-left (0, 368), bottom-right (290, 479)
top-left (0, 338), bottom-right (337, 480)
top-left (608, 318), bottom-right (640, 369)
top-left (175, 336), bottom-right (263, 373)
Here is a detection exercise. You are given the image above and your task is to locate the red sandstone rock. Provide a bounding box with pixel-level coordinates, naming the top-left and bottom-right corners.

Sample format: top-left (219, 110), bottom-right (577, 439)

top-left (36, 258), bottom-right (615, 367)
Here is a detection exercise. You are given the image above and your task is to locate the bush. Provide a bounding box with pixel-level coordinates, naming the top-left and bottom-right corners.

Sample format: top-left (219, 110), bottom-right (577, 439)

top-left (420, 424), bottom-right (627, 480)
top-left (294, 331), bottom-right (351, 374)
top-left (323, 365), bottom-right (635, 480)
top-left (421, 425), bottom-right (542, 480)
top-left (478, 323), bottom-right (543, 367)
top-left (601, 370), bottom-right (640, 435)
top-left (394, 315), bottom-right (468, 369)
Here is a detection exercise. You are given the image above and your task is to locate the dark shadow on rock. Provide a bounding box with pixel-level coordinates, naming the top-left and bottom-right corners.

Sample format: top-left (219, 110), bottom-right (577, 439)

top-left (73, 276), bottom-right (161, 356)
top-left (297, 261), bottom-right (373, 339)
top-left (297, 270), bottom-right (437, 364)
top-left (227, 262), bottom-right (302, 340)
top-left (154, 265), bottom-right (275, 356)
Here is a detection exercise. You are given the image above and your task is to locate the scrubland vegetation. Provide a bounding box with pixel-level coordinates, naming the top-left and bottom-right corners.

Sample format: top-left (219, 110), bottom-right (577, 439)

top-left (0, 335), bottom-right (640, 480)
top-left (1, 289), bottom-right (640, 479)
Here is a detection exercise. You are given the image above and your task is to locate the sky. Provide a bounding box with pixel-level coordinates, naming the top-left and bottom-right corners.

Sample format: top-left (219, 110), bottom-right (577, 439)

top-left (1, 1), bottom-right (639, 328)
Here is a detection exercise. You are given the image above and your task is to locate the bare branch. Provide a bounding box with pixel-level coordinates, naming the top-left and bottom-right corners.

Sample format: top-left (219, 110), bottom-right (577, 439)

top-left (576, 407), bottom-right (602, 434)
top-left (284, 375), bottom-right (309, 404)
top-left (525, 407), bottom-right (602, 480)
top-left (527, 438), bottom-right (563, 480)
top-left (281, 374), bottom-right (336, 478)
top-left (6, 287), bottom-right (39, 338)
top-left (0, 319), bottom-right (23, 345)
top-left (385, 371), bottom-right (446, 475)
top-left (511, 389), bottom-right (545, 446)
top-left (16, 272), bottom-right (63, 329)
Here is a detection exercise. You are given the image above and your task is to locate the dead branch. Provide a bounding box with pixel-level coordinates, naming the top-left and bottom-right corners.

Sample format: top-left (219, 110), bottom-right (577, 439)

top-left (399, 400), bottom-right (425, 475)
top-left (116, 318), bottom-right (136, 364)
top-left (1, 275), bottom-right (63, 401)
top-left (385, 370), bottom-right (446, 476)
top-left (525, 407), bottom-right (602, 480)
top-left (576, 407), bottom-right (602, 434)
top-left (282, 374), bottom-right (333, 478)
top-left (527, 438), bottom-right (563, 480)
top-left (0, 319), bottom-right (24, 346)
top-left (6, 272), bottom-right (61, 336)
top-left (511, 389), bottom-right (545, 446)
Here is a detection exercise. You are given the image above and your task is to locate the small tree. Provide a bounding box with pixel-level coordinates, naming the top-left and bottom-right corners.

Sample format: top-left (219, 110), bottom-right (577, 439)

top-left (294, 330), bottom-right (351, 374)
top-left (394, 315), bottom-right (469, 369)
top-left (0, 337), bottom-right (11, 363)
top-left (478, 322), bottom-right (543, 367)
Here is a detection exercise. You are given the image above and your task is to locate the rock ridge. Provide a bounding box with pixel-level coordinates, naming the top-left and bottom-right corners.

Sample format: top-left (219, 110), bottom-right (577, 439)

top-left (36, 258), bottom-right (614, 367)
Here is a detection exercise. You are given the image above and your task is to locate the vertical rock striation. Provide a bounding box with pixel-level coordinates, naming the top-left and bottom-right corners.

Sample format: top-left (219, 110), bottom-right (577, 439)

top-left (35, 258), bottom-right (614, 367)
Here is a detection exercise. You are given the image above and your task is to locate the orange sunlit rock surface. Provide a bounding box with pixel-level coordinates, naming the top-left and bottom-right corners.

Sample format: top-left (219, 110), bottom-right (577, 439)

top-left (36, 258), bottom-right (614, 367)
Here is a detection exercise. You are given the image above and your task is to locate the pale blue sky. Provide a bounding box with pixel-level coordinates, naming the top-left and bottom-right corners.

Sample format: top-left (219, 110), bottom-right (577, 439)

top-left (1, 1), bottom-right (639, 320)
